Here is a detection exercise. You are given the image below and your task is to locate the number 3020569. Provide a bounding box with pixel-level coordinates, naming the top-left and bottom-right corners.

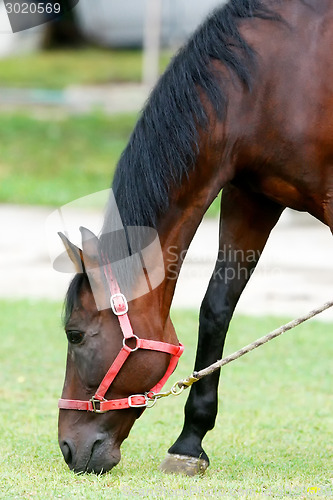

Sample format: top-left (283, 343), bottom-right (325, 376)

top-left (5, 2), bottom-right (61, 15)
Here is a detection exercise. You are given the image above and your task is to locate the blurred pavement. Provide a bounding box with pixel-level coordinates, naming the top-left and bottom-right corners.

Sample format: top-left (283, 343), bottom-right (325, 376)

top-left (0, 84), bottom-right (150, 115)
top-left (1, 204), bottom-right (333, 321)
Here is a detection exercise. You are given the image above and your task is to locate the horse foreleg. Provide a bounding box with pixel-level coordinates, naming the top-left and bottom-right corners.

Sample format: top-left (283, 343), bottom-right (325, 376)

top-left (161, 183), bottom-right (284, 475)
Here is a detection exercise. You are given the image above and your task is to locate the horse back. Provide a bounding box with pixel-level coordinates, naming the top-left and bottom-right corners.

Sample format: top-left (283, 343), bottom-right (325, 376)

top-left (219, 0), bottom-right (333, 223)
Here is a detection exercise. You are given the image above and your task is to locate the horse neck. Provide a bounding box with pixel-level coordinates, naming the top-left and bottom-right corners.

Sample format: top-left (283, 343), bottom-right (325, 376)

top-left (113, 113), bottom-right (235, 333)
top-left (155, 149), bottom-right (232, 322)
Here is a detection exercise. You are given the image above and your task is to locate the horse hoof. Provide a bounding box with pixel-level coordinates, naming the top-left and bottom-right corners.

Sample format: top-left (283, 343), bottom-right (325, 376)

top-left (159, 453), bottom-right (209, 476)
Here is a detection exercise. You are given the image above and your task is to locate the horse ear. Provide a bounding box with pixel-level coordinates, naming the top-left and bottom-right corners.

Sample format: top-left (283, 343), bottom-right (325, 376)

top-left (79, 226), bottom-right (100, 267)
top-left (58, 232), bottom-right (84, 273)
top-left (79, 227), bottom-right (110, 310)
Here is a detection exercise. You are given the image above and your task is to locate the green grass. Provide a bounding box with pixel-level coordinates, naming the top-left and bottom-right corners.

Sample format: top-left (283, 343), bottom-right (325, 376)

top-left (0, 300), bottom-right (332, 499)
top-left (0, 48), bottom-right (224, 215)
top-left (0, 49), bottom-right (172, 89)
top-left (0, 111), bottom-right (221, 215)
top-left (0, 112), bottom-right (136, 206)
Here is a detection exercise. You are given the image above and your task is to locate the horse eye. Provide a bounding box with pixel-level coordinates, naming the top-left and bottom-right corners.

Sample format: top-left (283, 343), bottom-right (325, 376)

top-left (66, 330), bottom-right (84, 345)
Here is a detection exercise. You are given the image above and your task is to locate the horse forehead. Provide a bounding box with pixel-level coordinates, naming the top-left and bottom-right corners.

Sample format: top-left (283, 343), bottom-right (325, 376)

top-left (69, 284), bottom-right (100, 322)
top-left (72, 288), bottom-right (119, 337)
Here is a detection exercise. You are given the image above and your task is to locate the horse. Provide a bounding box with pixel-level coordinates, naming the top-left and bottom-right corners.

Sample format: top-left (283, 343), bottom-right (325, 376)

top-left (57, 0), bottom-right (333, 475)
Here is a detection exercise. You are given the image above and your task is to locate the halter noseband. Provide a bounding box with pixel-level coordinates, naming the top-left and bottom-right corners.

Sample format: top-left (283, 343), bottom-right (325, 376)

top-left (58, 256), bottom-right (184, 413)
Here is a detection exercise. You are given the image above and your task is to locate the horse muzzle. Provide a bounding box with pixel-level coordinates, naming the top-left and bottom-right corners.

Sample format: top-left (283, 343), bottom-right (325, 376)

top-left (59, 434), bottom-right (121, 474)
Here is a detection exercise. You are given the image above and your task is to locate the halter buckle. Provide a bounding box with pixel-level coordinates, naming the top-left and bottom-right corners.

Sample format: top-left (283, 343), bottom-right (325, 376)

top-left (110, 293), bottom-right (128, 316)
top-left (128, 394), bottom-right (148, 408)
top-left (90, 397), bottom-right (108, 414)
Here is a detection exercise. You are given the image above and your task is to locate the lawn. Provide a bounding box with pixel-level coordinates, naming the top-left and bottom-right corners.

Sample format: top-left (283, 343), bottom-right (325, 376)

top-left (0, 300), bottom-right (332, 499)
top-left (0, 47), bottom-right (222, 215)
top-left (0, 49), bottom-right (172, 89)
top-left (0, 111), bottom-right (221, 215)
top-left (0, 112), bottom-right (136, 206)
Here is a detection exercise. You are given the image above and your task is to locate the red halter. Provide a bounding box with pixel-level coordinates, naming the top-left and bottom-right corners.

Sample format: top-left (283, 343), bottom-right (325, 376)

top-left (58, 256), bottom-right (184, 413)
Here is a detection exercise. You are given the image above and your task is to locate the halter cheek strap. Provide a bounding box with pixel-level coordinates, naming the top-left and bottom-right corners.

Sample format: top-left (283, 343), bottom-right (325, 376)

top-left (58, 257), bottom-right (184, 413)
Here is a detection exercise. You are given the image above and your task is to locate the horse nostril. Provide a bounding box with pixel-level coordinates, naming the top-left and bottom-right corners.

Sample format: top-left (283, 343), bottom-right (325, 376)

top-left (86, 437), bottom-right (121, 474)
top-left (60, 440), bottom-right (74, 467)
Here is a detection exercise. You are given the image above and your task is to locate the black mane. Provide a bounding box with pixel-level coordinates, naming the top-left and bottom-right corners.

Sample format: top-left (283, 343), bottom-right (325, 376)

top-left (104, 0), bottom-right (280, 232)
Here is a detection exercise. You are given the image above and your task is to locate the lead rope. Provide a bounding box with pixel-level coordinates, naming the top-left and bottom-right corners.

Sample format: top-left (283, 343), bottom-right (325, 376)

top-left (149, 299), bottom-right (333, 405)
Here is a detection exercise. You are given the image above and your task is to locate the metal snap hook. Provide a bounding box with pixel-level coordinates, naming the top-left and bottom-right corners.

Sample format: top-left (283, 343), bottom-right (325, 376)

top-left (170, 382), bottom-right (185, 396)
top-left (145, 392), bottom-right (158, 408)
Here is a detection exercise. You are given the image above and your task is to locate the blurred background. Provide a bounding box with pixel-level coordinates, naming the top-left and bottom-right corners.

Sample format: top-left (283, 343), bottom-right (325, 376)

top-left (0, 0), bottom-right (332, 319)
top-left (1, 6), bottom-right (331, 495)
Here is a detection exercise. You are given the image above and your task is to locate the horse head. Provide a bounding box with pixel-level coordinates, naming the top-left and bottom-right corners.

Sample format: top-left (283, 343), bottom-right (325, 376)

top-left (57, 228), bottom-right (182, 473)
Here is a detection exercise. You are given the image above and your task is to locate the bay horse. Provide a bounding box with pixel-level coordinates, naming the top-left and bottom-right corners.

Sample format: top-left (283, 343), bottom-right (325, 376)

top-left (58, 0), bottom-right (333, 475)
